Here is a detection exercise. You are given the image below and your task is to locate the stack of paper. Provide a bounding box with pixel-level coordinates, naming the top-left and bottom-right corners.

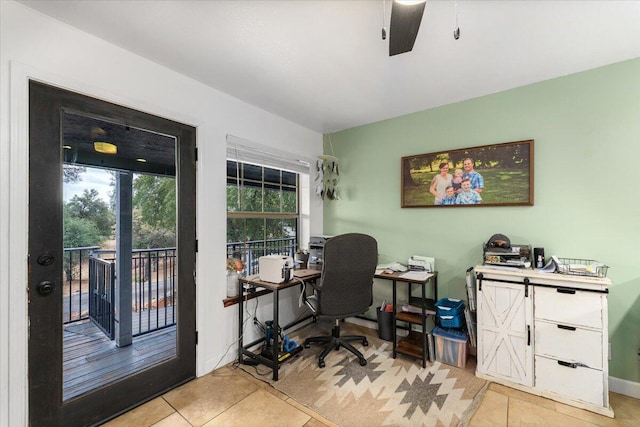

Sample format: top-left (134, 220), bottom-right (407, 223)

top-left (399, 271), bottom-right (433, 281)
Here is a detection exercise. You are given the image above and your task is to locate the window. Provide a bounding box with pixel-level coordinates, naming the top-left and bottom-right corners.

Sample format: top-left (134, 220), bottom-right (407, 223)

top-left (226, 136), bottom-right (310, 275)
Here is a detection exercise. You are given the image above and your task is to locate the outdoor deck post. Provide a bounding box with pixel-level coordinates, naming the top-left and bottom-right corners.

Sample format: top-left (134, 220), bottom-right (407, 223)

top-left (115, 172), bottom-right (133, 347)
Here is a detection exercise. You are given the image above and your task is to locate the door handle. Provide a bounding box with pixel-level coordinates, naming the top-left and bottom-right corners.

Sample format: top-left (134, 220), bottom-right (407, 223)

top-left (37, 281), bottom-right (55, 296)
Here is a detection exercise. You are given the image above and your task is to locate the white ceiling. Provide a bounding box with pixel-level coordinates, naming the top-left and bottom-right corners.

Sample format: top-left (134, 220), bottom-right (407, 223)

top-left (18, 0), bottom-right (640, 133)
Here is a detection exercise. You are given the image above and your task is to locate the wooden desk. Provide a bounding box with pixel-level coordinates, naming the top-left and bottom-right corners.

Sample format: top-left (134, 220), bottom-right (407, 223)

top-left (374, 270), bottom-right (438, 367)
top-left (237, 269), bottom-right (321, 381)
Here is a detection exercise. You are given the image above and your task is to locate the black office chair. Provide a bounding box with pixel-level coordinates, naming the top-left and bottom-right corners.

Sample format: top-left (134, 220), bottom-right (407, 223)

top-left (303, 233), bottom-right (378, 368)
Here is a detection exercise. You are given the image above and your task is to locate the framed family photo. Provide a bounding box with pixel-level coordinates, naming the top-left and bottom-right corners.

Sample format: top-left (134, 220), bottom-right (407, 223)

top-left (401, 139), bottom-right (534, 208)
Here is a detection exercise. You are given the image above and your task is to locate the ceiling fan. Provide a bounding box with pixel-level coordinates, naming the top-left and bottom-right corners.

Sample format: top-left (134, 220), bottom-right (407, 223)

top-left (388, 0), bottom-right (427, 56)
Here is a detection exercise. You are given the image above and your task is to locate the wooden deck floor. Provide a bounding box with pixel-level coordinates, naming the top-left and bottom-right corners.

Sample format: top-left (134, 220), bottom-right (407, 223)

top-left (63, 319), bottom-right (176, 401)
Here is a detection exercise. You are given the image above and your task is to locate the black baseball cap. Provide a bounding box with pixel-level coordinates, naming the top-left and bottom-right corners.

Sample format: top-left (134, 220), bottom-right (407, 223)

top-left (487, 234), bottom-right (511, 252)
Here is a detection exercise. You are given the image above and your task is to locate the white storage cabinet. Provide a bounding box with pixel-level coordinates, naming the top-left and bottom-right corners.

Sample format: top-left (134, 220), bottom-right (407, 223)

top-left (474, 266), bottom-right (613, 418)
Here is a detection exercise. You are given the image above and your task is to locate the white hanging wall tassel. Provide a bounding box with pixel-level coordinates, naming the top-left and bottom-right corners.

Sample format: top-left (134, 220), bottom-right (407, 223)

top-left (315, 155), bottom-right (340, 200)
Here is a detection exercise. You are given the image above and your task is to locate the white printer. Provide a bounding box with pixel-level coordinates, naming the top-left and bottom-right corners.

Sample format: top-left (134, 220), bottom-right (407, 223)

top-left (308, 235), bottom-right (332, 270)
top-left (258, 255), bottom-right (294, 283)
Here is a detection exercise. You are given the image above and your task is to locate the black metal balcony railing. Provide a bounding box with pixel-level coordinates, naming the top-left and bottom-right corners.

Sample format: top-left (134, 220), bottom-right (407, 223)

top-left (226, 237), bottom-right (298, 275)
top-left (63, 246), bottom-right (100, 324)
top-left (64, 238), bottom-right (296, 338)
top-left (63, 247), bottom-right (176, 338)
top-left (89, 256), bottom-right (116, 339)
top-left (92, 248), bottom-right (176, 337)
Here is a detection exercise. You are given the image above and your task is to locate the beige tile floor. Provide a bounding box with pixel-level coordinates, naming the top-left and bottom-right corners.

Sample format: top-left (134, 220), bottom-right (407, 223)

top-left (105, 363), bottom-right (640, 427)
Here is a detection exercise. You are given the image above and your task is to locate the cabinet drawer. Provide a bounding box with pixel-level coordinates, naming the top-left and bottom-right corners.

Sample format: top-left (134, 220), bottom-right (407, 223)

top-left (535, 320), bottom-right (602, 369)
top-left (535, 355), bottom-right (604, 407)
top-left (534, 286), bottom-right (603, 329)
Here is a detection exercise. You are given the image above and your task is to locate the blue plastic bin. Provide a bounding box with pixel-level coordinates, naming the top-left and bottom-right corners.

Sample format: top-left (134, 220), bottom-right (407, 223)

top-left (434, 298), bottom-right (465, 316)
top-left (439, 314), bottom-right (465, 328)
top-left (435, 298), bottom-right (465, 328)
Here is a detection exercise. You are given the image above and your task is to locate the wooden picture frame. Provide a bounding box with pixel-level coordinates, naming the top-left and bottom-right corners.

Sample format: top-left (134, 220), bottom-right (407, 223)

top-left (401, 139), bottom-right (534, 208)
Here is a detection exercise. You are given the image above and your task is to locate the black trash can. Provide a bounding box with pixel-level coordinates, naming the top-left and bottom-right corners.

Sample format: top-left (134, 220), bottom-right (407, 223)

top-left (376, 307), bottom-right (394, 341)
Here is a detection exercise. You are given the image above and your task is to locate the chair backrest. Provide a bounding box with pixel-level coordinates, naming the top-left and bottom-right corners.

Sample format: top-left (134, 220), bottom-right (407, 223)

top-left (317, 233), bottom-right (378, 318)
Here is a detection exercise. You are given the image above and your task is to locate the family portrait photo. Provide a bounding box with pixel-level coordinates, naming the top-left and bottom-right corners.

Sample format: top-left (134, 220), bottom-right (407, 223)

top-left (401, 140), bottom-right (534, 208)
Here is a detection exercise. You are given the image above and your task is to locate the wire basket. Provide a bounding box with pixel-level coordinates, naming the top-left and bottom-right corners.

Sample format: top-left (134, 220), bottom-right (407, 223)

top-left (556, 258), bottom-right (608, 278)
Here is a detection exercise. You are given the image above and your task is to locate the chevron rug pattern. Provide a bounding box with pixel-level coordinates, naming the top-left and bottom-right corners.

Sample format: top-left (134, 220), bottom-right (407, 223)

top-left (242, 322), bottom-right (487, 427)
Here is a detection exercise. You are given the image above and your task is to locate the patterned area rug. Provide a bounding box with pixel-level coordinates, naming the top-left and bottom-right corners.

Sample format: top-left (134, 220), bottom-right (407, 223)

top-left (241, 322), bottom-right (487, 427)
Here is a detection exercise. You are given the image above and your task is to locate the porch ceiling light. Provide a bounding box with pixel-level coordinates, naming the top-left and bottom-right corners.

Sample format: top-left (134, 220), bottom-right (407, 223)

top-left (94, 141), bottom-right (117, 154)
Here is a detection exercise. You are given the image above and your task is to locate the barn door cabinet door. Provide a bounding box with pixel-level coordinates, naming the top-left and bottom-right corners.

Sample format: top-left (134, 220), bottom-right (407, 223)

top-left (475, 276), bottom-right (533, 387)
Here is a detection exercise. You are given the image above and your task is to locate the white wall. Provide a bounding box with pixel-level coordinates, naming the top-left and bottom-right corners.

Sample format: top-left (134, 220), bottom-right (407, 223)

top-left (0, 2), bottom-right (323, 425)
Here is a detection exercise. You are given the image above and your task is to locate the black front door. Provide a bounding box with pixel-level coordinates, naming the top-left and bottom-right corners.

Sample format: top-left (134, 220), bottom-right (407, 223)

top-left (28, 81), bottom-right (196, 426)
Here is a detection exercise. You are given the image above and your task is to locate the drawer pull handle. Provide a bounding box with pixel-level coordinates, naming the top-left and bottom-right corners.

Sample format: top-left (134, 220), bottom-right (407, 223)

top-left (557, 324), bottom-right (576, 331)
top-left (558, 360), bottom-right (577, 369)
top-left (557, 287), bottom-right (576, 295)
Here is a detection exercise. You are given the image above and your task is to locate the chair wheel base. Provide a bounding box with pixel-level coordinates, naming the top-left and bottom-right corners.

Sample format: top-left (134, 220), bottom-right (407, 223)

top-left (305, 324), bottom-right (368, 369)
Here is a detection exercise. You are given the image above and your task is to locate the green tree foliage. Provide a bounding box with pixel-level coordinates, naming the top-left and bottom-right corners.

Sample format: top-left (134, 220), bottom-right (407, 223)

top-left (62, 169), bottom-right (109, 282)
top-left (62, 214), bottom-right (103, 281)
top-left (107, 171), bottom-right (117, 211)
top-left (241, 186), bottom-right (263, 212)
top-left (227, 162), bottom-right (297, 215)
top-left (65, 189), bottom-right (113, 239)
top-left (63, 165), bottom-right (86, 183)
top-left (227, 183), bottom-right (240, 212)
top-left (133, 211), bottom-right (176, 248)
top-left (227, 217), bottom-right (296, 244)
top-left (282, 189), bottom-right (296, 212)
top-left (226, 161), bottom-right (298, 245)
top-left (133, 175), bottom-right (176, 248)
top-left (133, 175), bottom-right (176, 230)
top-left (63, 215), bottom-right (104, 248)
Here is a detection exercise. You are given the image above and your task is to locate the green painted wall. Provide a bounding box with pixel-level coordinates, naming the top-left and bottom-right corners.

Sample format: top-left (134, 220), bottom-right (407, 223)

top-left (324, 58), bottom-right (640, 383)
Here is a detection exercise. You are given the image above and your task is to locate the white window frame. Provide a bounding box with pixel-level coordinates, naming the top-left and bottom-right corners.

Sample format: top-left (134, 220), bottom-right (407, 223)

top-left (225, 135), bottom-right (312, 269)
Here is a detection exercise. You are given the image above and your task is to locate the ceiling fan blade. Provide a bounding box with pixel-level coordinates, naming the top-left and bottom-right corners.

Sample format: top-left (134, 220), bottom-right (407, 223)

top-left (389, 1), bottom-right (426, 56)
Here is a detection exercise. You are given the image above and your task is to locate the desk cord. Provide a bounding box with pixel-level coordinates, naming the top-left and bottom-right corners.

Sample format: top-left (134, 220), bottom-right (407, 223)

top-left (213, 295), bottom-right (259, 372)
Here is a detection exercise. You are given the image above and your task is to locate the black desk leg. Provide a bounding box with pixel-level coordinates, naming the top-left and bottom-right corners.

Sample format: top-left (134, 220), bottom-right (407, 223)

top-left (238, 277), bottom-right (243, 364)
top-left (272, 290), bottom-right (279, 381)
top-left (392, 279), bottom-right (397, 358)
top-left (433, 274), bottom-right (438, 302)
top-left (421, 281), bottom-right (427, 368)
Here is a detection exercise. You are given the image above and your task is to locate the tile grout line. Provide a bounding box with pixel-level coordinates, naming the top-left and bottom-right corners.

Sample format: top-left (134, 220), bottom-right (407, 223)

top-left (158, 396), bottom-right (195, 427)
top-left (506, 394), bottom-right (509, 426)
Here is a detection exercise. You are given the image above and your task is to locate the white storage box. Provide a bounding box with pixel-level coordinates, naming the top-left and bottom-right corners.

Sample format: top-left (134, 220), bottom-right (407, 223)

top-left (432, 326), bottom-right (468, 369)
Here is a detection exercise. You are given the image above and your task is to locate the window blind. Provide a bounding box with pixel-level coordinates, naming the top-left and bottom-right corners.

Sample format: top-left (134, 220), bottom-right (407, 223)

top-left (226, 134), bottom-right (311, 174)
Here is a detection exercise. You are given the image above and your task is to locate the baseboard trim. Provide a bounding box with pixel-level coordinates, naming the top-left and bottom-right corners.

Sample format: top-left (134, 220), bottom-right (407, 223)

top-left (610, 376), bottom-right (640, 399)
top-left (347, 316), bottom-right (377, 329)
